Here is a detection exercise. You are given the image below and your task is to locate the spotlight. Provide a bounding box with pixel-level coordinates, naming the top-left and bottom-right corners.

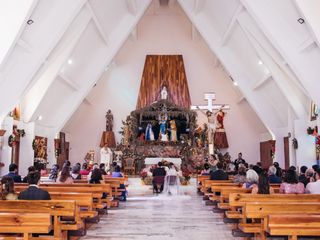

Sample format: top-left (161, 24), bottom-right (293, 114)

top-left (67, 59), bottom-right (73, 65)
top-left (37, 116), bottom-right (42, 121)
top-left (258, 60), bottom-right (263, 65)
top-left (233, 82), bottom-right (238, 86)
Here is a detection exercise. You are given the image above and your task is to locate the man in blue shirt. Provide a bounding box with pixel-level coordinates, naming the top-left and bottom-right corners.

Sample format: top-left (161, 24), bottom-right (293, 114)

top-left (6, 163), bottom-right (22, 183)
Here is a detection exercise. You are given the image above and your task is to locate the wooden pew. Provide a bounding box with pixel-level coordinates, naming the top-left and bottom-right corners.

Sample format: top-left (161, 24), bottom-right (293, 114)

top-left (201, 179), bottom-right (232, 195)
top-left (0, 212), bottom-right (52, 240)
top-left (240, 202), bottom-right (320, 239)
top-left (14, 185), bottom-right (107, 210)
top-left (227, 193), bottom-right (320, 219)
top-left (0, 200), bottom-right (80, 240)
top-left (197, 175), bottom-right (210, 191)
top-left (229, 193), bottom-right (320, 208)
top-left (267, 214), bottom-right (320, 240)
top-left (49, 192), bottom-right (98, 219)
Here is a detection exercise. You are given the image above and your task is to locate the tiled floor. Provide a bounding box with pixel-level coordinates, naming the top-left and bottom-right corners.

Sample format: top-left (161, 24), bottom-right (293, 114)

top-left (81, 178), bottom-right (235, 240)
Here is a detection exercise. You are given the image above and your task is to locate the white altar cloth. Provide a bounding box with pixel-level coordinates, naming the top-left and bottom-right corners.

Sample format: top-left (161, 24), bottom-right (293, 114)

top-left (144, 157), bottom-right (182, 167)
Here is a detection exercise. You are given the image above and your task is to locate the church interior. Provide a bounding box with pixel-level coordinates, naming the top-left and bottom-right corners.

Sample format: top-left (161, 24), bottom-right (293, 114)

top-left (1, 0), bottom-right (320, 239)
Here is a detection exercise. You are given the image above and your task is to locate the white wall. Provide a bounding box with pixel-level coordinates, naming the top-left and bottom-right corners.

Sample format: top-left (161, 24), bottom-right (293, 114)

top-left (63, 3), bottom-right (268, 165)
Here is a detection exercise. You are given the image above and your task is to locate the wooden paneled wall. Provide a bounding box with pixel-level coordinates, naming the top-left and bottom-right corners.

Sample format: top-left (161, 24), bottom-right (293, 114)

top-left (136, 55), bottom-right (191, 109)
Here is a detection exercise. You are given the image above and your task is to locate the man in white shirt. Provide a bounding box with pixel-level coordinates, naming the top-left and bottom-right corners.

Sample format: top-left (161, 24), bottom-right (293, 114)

top-left (306, 169), bottom-right (320, 194)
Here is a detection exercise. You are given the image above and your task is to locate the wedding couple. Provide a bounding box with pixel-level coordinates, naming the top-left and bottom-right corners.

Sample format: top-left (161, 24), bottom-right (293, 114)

top-left (152, 162), bottom-right (180, 195)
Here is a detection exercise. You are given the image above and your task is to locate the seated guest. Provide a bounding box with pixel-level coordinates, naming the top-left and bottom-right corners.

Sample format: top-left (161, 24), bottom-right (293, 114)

top-left (5, 163), bottom-right (22, 183)
top-left (273, 162), bottom-right (282, 178)
top-left (110, 162), bottom-right (118, 174)
top-left (299, 165), bottom-right (308, 187)
top-left (112, 165), bottom-right (123, 178)
top-left (40, 164), bottom-right (47, 176)
top-left (242, 169), bottom-right (259, 189)
top-left (280, 169), bottom-right (305, 194)
top-left (288, 165), bottom-right (297, 171)
top-left (152, 162), bottom-right (166, 193)
top-left (99, 163), bottom-right (107, 175)
top-left (23, 166), bottom-right (36, 183)
top-left (0, 176), bottom-right (18, 200)
top-left (268, 166), bottom-right (282, 183)
top-left (306, 169), bottom-right (320, 194)
top-left (312, 164), bottom-right (319, 172)
top-left (252, 165), bottom-right (263, 175)
top-left (57, 165), bottom-right (74, 184)
top-left (80, 163), bottom-right (90, 176)
top-left (18, 172), bottom-right (51, 200)
top-left (71, 165), bottom-right (81, 180)
top-left (233, 166), bottom-right (247, 184)
top-left (49, 164), bottom-right (59, 181)
top-left (90, 168), bottom-right (103, 184)
top-left (200, 163), bottom-right (210, 175)
top-left (112, 166), bottom-right (126, 201)
top-left (252, 173), bottom-right (274, 194)
top-left (210, 162), bottom-right (228, 180)
top-left (87, 164), bottom-right (99, 182)
top-left (306, 168), bottom-right (315, 183)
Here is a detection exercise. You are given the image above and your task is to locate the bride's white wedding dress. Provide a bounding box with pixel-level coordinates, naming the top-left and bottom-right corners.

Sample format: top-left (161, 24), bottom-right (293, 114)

top-left (163, 168), bottom-right (180, 195)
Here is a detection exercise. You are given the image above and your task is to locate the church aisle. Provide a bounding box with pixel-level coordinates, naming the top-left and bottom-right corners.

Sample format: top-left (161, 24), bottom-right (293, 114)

top-left (81, 178), bottom-right (234, 240)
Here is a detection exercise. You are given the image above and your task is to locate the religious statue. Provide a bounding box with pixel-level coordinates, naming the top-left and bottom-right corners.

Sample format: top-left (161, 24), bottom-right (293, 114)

top-left (145, 123), bottom-right (154, 141)
top-left (105, 109), bottom-right (113, 132)
top-left (170, 120), bottom-right (177, 142)
top-left (159, 115), bottom-right (168, 141)
top-left (206, 110), bottom-right (216, 154)
top-left (214, 110), bottom-right (229, 148)
top-left (123, 123), bottom-right (130, 146)
top-left (100, 145), bottom-right (113, 172)
top-left (161, 86), bottom-right (168, 100)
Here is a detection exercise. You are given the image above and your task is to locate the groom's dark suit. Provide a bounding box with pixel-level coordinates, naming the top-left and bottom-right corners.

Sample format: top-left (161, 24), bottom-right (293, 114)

top-left (153, 167), bottom-right (166, 193)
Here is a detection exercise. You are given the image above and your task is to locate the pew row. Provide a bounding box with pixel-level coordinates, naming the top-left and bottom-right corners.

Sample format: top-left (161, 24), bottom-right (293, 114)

top-left (0, 213), bottom-right (51, 240)
top-left (0, 200), bottom-right (82, 240)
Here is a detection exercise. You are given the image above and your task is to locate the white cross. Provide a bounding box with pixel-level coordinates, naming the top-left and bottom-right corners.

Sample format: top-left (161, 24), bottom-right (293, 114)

top-left (190, 92), bottom-right (230, 112)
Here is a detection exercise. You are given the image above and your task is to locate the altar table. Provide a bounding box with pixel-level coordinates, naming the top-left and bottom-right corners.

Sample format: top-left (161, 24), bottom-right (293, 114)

top-left (144, 157), bottom-right (182, 168)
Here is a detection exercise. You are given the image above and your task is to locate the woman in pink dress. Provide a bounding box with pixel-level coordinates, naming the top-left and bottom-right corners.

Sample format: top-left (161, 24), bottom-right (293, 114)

top-left (57, 165), bottom-right (74, 184)
top-left (279, 169), bottom-right (305, 194)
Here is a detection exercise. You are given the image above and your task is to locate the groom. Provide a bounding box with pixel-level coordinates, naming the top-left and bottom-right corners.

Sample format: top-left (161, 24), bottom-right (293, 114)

top-left (152, 162), bottom-right (166, 193)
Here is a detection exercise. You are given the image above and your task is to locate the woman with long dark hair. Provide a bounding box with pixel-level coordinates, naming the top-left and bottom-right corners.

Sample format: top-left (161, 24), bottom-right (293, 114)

top-left (0, 176), bottom-right (18, 200)
top-left (280, 169), bottom-right (305, 194)
top-left (57, 165), bottom-right (74, 184)
top-left (252, 173), bottom-right (274, 194)
top-left (90, 168), bottom-right (103, 184)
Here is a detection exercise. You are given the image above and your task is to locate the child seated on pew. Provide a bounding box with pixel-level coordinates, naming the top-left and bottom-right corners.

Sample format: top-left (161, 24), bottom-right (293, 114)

top-left (0, 176), bottom-right (18, 200)
top-left (251, 173), bottom-right (274, 194)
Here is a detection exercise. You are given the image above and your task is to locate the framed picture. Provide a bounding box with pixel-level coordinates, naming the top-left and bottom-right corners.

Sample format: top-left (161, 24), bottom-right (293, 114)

top-left (310, 101), bottom-right (318, 121)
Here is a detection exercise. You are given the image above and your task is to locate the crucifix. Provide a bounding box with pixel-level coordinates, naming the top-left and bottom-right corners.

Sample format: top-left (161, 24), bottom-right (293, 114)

top-left (191, 92), bottom-right (230, 155)
top-left (190, 93), bottom-right (230, 112)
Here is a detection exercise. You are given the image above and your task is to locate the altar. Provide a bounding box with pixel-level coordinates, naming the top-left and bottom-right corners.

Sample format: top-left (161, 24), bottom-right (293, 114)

top-left (144, 157), bottom-right (182, 168)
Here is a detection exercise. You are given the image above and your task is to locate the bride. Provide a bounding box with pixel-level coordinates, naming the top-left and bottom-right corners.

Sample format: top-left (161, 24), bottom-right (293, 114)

top-left (163, 162), bottom-right (180, 195)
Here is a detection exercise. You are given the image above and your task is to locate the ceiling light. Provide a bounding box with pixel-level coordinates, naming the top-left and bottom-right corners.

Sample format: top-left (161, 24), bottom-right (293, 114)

top-left (37, 116), bottom-right (42, 121)
top-left (297, 18), bottom-right (305, 24)
top-left (67, 59), bottom-right (73, 65)
top-left (233, 82), bottom-right (238, 86)
top-left (258, 60), bottom-right (263, 65)
top-left (27, 19), bottom-right (34, 25)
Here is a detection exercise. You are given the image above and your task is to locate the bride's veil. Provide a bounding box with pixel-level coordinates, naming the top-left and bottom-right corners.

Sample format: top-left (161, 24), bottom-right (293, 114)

top-left (163, 168), bottom-right (181, 195)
